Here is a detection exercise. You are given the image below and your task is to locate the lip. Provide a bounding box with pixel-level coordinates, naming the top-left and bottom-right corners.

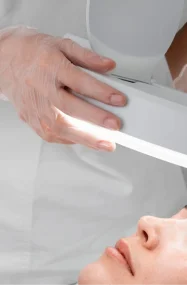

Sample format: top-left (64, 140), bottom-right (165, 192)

top-left (115, 239), bottom-right (135, 276)
top-left (105, 242), bottom-right (134, 276)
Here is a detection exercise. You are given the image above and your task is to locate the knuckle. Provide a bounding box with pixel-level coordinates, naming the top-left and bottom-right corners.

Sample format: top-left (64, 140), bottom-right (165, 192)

top-left (82, 48), bottom-right (93, 60)
top-left (37, 47), bottom-right (59, 70)
top-left (38, 48), bottom-right (53, 68)
top-left (54, 112), bottom-right (69, 136)
top-left (57, 57), bottom-right (73, 81)
top-left (40, 35), bottom-right (56, 48)
top-left (42, 127), bottom-right (55, 143)
top-left (55, 112), bottom-right (67, 125)
top-left (61, 38), bottom-right (74, 50)
top-left (69, 40), bottom-right (77, 52)
top-left (44, 135), bottom-right (54, 143)
top-left (63, 58), bottom-right (73, 71)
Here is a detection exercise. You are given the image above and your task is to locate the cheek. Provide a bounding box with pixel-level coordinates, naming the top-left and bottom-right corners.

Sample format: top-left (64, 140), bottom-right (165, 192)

top-left (142, 247), bottom-right (187, 284)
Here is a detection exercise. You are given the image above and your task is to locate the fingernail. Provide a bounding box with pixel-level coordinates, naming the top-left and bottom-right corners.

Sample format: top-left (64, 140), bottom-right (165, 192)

top-left (100, 56), bottom-right (112, 63)
top-left (102, 58), bottom-right (116, 71)
top-left (103, 118), bottom-right (120, 130)
top-left (110, 94), bottom-right (126, 106)
top-left (90, 54), bottom-right (111, 63)
top-left (97, 141), bottom-right (114, 152)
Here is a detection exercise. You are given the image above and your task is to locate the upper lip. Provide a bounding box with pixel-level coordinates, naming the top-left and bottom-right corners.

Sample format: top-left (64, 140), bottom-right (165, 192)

top-left (115, 239), bottom-right (135, 276)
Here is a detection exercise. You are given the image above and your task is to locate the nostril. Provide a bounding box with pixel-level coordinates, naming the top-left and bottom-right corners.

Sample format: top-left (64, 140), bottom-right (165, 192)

top-left (138, 216), bottom-right (160, 250)
top-left (142, 230), bottom-right (148, 242)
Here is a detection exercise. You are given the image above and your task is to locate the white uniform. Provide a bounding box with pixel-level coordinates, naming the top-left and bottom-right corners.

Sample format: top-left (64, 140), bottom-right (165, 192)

top-left (0, 0), bottom-right (187, 284)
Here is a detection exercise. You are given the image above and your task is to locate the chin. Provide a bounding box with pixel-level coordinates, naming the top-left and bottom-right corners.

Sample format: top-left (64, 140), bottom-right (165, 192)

top-left (78, 261), bottom-right (108, 285)
top-left (78, 263), bottom-right (96, 285)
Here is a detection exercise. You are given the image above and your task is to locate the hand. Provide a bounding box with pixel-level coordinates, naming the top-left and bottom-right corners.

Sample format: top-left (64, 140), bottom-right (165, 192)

top-left (0, 26), bottom-right (126, 151)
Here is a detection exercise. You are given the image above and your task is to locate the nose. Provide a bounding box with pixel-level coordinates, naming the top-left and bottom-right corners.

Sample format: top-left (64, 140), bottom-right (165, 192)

top-left (137, 216), bottom-right (160, 250)
top-left (172, 207), bottom-right (187, 219)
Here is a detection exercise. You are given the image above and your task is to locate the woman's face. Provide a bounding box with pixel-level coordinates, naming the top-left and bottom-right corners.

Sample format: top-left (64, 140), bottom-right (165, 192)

top-left (79, 207), bottom-right (187, 284)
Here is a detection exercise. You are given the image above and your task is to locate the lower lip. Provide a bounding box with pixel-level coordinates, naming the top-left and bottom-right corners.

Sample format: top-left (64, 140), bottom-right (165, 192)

top-left (105, 247), bottom-right (129, 267)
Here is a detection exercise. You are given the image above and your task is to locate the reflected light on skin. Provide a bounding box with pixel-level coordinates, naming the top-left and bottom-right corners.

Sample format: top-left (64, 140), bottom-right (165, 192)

top-left (54, 108), bottom-right (117, 143)
top-left (79, 206), bottom-right (187, 285)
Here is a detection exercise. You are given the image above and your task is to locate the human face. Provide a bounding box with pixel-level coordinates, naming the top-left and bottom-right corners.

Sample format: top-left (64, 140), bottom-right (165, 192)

top-left (79, 207), bottom-right (187, 284)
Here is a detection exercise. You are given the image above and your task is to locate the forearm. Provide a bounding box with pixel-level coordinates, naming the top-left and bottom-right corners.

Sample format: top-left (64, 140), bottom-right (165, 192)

top-left (166, 23), bottom-right (187, 80)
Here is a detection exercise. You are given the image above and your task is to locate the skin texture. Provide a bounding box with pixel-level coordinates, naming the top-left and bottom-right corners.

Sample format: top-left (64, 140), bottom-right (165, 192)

top-left (79, 207), bottom-right (187, 284)
top-left (0, 26), bottom-right (126, 151)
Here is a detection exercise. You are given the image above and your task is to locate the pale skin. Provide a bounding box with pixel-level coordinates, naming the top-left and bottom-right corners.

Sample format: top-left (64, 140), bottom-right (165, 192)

top-left (2, 22), bottom-right (185, 150)
top-left (0, 26), bottom-right (126, 151)
top-left (79, 207), bottom-right (187, 285)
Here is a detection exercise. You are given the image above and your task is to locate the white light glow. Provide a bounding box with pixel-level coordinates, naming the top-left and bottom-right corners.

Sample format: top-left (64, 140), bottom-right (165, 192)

top-left (69, 115), bottom-right (187, 168)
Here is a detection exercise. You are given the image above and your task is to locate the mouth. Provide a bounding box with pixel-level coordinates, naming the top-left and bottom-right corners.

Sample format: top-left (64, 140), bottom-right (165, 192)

top-left (115, 239), bottom-right (134, 276)
top-left (105, 239), bottom-right (134, 276)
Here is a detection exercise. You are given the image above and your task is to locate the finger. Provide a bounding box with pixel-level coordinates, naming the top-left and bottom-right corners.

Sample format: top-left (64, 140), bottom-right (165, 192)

top-left (55, 137), bottom-right (75, 144)
top-left (34, 124), bottom-right (75, 144)
top-left (52, 107), bottom-right (116, 152)
top-left (51, 88), bottom-right (122, 130)
top-left (57, 59), bottom-right (126, 106)
top-left (58, 38), bottom-right (116, 73)
top-left (25, 109), bottom-right (74, 144)
top-left (39, 118), bottom-right (75, 144)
